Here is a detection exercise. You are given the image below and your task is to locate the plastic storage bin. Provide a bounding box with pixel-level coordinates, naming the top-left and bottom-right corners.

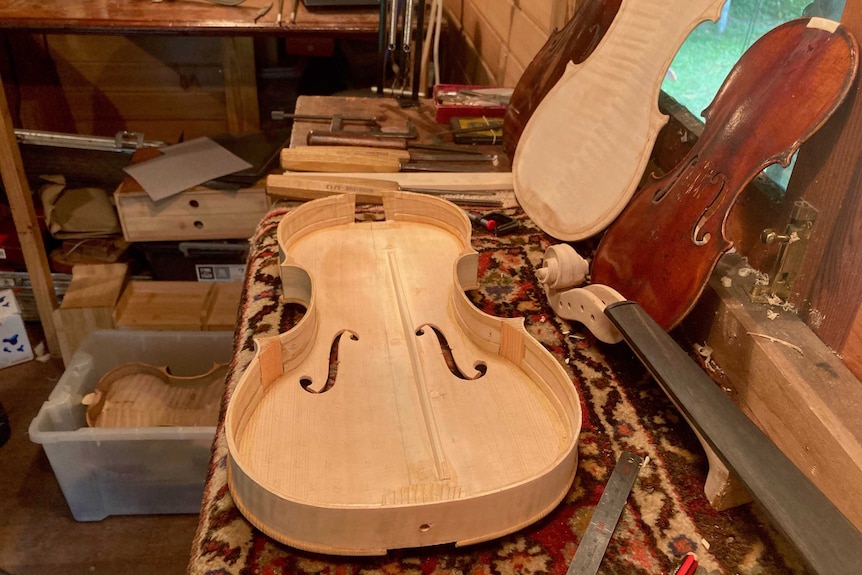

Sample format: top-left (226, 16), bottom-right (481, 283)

top-left (29, 330), bottom-right (233, 521)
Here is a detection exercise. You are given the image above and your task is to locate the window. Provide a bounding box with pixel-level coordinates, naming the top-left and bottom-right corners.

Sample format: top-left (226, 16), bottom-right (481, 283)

top-left (661, 0), bottom-right (846, 188)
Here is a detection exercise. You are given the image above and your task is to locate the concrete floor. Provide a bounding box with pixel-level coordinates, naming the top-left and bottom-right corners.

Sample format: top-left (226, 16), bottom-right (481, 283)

top-left (0, 326), bottom-right (199, 575)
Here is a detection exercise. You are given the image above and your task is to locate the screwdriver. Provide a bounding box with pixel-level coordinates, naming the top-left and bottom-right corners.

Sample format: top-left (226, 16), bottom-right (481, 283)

top-left (465, 211), bottom-right (519, 235)
top-left (466, 211), bottom-right (497, 231)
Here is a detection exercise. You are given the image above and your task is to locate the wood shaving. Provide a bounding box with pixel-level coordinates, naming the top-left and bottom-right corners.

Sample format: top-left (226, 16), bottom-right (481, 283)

top-left (693, 343), bottom-right (719, 372)
top-left (746, 332), bottom-right (804, 355)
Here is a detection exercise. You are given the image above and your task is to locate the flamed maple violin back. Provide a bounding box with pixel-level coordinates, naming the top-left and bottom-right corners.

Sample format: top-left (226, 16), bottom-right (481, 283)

top-left (591, 17), bottom-right (859, 330)
top-left (513, 0), bottom-right (726, 241)
top-left (225, 193), bottom-right (581, 555)
top-left (502, 0), bottom-right (622, 159)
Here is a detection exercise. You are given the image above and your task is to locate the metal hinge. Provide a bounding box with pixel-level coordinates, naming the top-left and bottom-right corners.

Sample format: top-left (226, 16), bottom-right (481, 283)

top-left (749, 199), bottom-right (817, 303)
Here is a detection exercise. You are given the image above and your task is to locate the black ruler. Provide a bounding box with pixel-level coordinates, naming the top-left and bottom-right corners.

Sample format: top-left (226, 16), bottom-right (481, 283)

top-left (567, 450), bottom-right (643, 575)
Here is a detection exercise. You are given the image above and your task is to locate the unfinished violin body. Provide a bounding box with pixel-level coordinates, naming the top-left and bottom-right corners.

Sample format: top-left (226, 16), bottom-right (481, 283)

top-left (591, 18), bottom-right (858, 330)
top-left (513, 0), bottom-right (725, 240)
top-left (502, 0), bottom-right (621, 159)
top-left (225, 193), bottom-right (581, 555)
top-left (84, 362), bottom-right (228, 428)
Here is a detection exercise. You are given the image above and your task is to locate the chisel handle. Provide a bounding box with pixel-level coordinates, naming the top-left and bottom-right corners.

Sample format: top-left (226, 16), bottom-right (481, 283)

top-left (280, 146), bottom-right (409, 172)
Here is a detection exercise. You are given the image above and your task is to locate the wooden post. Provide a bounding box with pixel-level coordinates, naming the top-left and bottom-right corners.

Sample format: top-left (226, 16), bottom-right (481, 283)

top-left (0, 69), bottom-right (59, 354)
top-left (785, 4), bottom-right (862, 372)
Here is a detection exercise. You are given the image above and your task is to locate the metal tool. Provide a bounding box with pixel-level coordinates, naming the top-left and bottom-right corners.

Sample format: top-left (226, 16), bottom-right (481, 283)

top-left (376, 0), bottom-right (424, 102)
top-left (566, 450), bottom-right (643, 575)
top-left (465, 211), bottom-right (518, 235)
top-left (304, 119), bottom-right (419, 148)
top-left (271, 111), bottom-right (378, 124)
top-left (253, 2), bottom-right (273, 22)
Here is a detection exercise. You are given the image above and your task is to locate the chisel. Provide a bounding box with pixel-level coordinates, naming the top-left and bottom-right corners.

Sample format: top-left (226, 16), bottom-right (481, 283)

top-left (280, 146), bottom-right (499, 173)
top-left (272, 170), bottom-right (513, 191)
top-left (265, 174), bottom-right (502, 206)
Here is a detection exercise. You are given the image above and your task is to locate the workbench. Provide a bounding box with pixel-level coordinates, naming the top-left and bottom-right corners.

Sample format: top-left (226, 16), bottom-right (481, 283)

top-left (185, 95), bottom-right (807, 575)
top-left (0, 0), bottom-right (381, 354)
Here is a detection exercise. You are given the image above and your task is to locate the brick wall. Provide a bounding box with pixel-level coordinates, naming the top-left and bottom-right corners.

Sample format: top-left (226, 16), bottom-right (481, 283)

top-left (442, 0), bottom-right (579, 86)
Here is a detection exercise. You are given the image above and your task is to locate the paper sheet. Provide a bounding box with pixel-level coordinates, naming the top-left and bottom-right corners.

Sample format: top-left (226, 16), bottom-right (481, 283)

top-left (123, 137), bottom-right (253, 201)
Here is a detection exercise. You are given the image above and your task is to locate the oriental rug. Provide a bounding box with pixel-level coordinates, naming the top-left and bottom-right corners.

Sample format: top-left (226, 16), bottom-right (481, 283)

top-left (188, 205), bottom-right (808, 575)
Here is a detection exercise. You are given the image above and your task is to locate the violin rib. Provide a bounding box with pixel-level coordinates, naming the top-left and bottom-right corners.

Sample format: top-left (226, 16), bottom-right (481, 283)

top-left (225, 193), bottom-right (581, 555)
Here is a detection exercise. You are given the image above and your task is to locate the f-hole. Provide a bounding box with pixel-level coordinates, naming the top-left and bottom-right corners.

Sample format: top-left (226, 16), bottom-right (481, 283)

top-left (300, 329), bottom-right (359, 393)
top-left (415, 324), bottom-right (487, 380)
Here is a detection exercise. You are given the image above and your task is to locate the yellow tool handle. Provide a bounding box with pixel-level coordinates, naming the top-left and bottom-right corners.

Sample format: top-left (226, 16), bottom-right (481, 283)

top-left (280, 146), bottom-right (410, 173)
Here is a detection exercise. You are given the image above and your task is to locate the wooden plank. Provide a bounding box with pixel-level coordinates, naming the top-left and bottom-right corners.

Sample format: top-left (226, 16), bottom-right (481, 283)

top-left (46, 35), bottom-right (224, 65)
top-left (0, 68), bottom-right (59, 354)
top-left (221, 37), bottom-right (260, 134)
top-left (203, 281), bottom-right (243, 331)
top-left (113, 280), bottom-right (242, 332)
top-left (53, 263), bottom-right (129, 364)
top-left (75, 119), bottom-right (228, 143)
top-left (844, 306), bottom-right (862, 378)
top-left (59, 89), bottom-right (227, 121)
top-left (51, 61), bottom-right (226, 92)
top-left (114, 183), bottom-right (270, 242)
top-left (4, 32), bottom-right (76, 133)
top-left (784, 4), bottom-right (862, 373)
top-left (682, 255), bottom-right (862, 533)
top-left (114, 281), bottom-right (210, 331)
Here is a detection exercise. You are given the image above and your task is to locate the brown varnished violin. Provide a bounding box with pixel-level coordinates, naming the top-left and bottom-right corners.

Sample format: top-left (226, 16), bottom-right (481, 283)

top-left (591, 17), bottom-right (859, 330)
top-left (502, 0), bottom-right (621, 159)
top-left (225, 192), bottom-right (581, 555)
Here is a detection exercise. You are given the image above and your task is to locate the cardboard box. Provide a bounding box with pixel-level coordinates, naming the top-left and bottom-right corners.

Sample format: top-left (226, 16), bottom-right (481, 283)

top-left (0, 289), bottom-right (34, 369)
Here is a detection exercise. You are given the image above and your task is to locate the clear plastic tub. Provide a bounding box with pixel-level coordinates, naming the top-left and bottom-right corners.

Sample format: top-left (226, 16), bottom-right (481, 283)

top-left (29, 330), bottom-right (233, 521)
